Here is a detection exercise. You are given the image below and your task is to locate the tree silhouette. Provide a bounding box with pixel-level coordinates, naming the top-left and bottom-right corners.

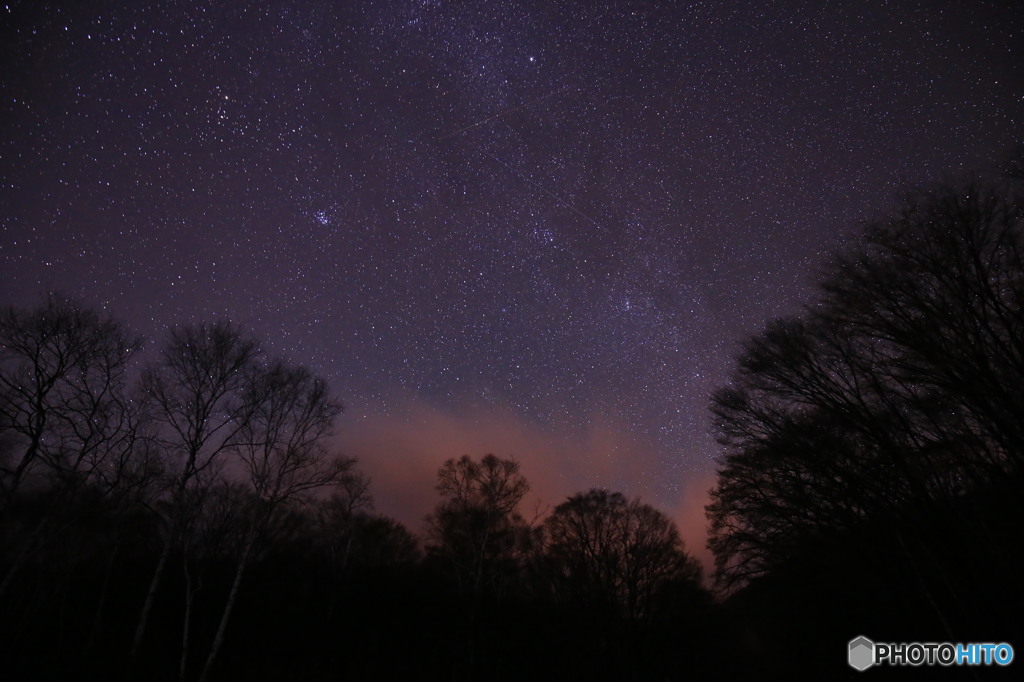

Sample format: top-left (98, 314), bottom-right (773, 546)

top-left (0, 294), bottom-right (142, 513)
top-left (542, 488), bottom-right (701, 621)
top-left (0, 295), bottom-right (143, 601)
top-left (707, 176), bottom-right (1024, 591)
top-left (175, 478), bottom-right (251, 682)
top-left (197, 358), bottom-right (355, 682)
top-left (426, 454), bottom-right (531, 601)
top-left (130, 320), bottom-right (260, 662)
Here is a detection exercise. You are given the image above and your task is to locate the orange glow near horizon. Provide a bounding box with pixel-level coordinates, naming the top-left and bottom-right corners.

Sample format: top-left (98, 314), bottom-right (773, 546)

top-left (335, 395), bottom-right (718, 576)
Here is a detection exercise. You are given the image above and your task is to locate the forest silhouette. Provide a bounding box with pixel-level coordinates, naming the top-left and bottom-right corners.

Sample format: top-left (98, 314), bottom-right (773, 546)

top-left (2, 156), bottom-right (1022, 680)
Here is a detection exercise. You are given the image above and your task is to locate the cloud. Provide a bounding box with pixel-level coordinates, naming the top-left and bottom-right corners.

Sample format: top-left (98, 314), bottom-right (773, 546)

top-left (336, 396), bottom-right (591, 530)
top-left (669, 470), bottom-right (718, 578)
top-left (336, 393), bottom-right (717, 576)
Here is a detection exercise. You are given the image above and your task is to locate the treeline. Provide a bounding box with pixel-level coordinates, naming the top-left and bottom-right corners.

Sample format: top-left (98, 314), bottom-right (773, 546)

top-left (5, 156), bottom-right (1023, 680)
top-left (0, 306), bottom-right (722, 681)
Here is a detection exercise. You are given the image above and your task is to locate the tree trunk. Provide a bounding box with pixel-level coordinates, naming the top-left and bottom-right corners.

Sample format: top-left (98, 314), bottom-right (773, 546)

top-left (131, 470), bottom-right (192, 669)
top-left (197, 528), bottom-right (256, 682)
top-left (129, 521), bottom-right (174, 665)
top-left (179, 553), bottom-right (200, 682)
top-left (84, 540), bottom-right (121, 654)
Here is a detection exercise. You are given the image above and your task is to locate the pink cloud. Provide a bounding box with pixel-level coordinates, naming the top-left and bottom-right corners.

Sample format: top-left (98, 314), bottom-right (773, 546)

top-left (668, 470), bottom-right (718, 578)
top-left (335, 394), bottom-right (718, 577)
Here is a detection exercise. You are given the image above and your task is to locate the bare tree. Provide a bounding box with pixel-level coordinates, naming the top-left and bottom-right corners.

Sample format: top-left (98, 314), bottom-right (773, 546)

top-left (707, 176), bottom-right (1024, 591)
top-left (313, 475), bottom-right (374, 579)
top-left (543, 489), bottom-right (701, 620)
top-left (0, 294), bottom-right (141, 512)
top-left (0, 295), bottom-right (142, 601)
top-left (176, 478), bottom-right (250, 682)
top-left (197, 359), bottom-right (355, 682)
top-left (130, 320), bottom-right (259, 662)
top-left (426, 454), bottom-right (531, 600)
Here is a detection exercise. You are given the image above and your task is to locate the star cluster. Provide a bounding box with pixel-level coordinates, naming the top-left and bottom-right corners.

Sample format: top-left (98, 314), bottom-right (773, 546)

top-left (2, 0), bottom-right (1021, 521)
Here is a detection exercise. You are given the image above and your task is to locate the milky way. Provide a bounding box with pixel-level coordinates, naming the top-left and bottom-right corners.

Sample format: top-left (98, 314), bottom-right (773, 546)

top-left (1, 1), bottom-right (1021, 536)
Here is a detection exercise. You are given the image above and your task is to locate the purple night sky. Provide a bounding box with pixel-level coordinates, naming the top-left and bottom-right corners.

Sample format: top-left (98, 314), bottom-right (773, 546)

top-left (2, 0), bottom-right (1021, 560)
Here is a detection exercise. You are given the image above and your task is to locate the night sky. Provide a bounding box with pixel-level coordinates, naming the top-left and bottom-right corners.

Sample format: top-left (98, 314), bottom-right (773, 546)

top-left (2, 0), bottom-right (1021, 555)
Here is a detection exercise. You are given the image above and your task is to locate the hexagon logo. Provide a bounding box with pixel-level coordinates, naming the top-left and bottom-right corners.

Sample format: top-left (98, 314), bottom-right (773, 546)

top-left (849, 636), bottom-right (875, 671)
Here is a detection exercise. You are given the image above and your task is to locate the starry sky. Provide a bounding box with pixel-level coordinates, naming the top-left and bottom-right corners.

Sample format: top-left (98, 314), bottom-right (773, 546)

top-left (1, 0), bottom-right (1021, 555)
